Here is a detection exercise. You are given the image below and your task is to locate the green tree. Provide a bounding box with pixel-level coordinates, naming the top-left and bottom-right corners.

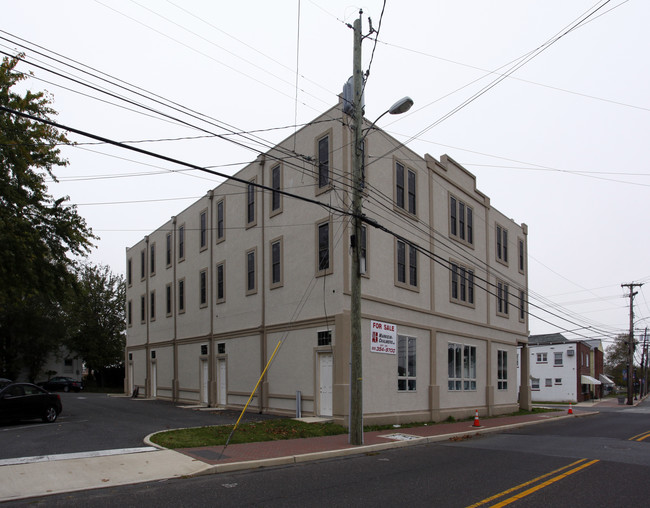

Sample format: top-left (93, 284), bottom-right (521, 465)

top-left (0, 54), bottom-right (95, 379)
top-left (65, 264), bottom-right (125, 386)
top-left (604, 334), bottom-right (637, 386)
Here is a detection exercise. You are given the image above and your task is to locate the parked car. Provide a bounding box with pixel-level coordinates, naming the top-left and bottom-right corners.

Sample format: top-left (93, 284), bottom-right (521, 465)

top-left (38, 376), bottom-right (83, 393)
top-left (0, 378), bottom-right (11, 389)
top-left (0, 383), bottom-right (62, 423)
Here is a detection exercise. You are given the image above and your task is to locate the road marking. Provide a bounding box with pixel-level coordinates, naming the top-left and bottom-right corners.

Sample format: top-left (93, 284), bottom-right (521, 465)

top-left (466, 458), bottom-right (599, 508)
top-left (628, 430), bottom-right (650, 442)
top-left (0, 447), bottom-right (158, 466)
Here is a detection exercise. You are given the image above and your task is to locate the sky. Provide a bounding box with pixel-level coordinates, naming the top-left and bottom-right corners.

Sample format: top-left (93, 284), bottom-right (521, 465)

top-left (3, 0), bottom-right (649, 353)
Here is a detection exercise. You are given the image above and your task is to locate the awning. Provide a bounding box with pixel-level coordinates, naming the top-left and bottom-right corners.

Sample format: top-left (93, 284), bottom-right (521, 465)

top-left (581, 375), bottom-right (601, 385)
top-left (599, 374), bottom-right (615, 385)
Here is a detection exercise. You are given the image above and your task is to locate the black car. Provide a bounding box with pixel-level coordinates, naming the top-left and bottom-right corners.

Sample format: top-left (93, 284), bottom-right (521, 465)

top-left (0, 378), bottom-right (11, 389)
top-left (0, 383), bottom-right (62, 423)
top-left (38, 376), bottom-right (83, 393)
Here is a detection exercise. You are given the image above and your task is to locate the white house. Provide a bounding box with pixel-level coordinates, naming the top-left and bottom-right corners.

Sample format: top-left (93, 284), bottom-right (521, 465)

top-left (125, 99), bottom-right (531, 425)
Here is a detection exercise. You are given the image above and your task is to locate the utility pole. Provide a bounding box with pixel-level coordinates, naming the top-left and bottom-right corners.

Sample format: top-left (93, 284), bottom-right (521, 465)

top-left (349, 11), bottom-right (364, 446)
top-left (622, 283), bottom-right (643, 405)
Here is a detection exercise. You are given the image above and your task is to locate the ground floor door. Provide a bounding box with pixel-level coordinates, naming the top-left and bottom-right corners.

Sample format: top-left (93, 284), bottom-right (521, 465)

top-left (200, 359), bottom-right (208, 405)
top-left (218, 359), bottom-right (227, 406)
top-left (319, 353), bottom-right (333, 417)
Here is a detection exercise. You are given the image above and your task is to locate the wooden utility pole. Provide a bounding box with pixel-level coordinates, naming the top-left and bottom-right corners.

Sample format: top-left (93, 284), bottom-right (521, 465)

top-left (349, 11), bottom-right (364, 446)
top-left (622, 283), bottom-right (643, 405)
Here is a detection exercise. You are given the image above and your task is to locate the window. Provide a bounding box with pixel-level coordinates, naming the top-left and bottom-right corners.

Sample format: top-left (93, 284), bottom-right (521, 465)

top-left (246, 248), bottom-right (257, 295)
top-left (165, 284), bottom-right (172, 316)
top-left (555, 378), bottom-right (562, 385)
top-left (536, 352), bottom-right (548, 363)
top-left (270, 238), bottom-right (283, 288)
top-left (271, 164), bottom-right (282, 214)
top-left (498, 350), bottom-right (508, 390)
top-left (497, 280), bottom-right (509, 316)
top-left (360, 225), bottom-right (368, 275)
top-left (398, 335), bottom-right (416, 391)
top-left (247, 180), bottom-right (256, 226)
top-left (166, 233), bottom-right (172, 267)
top-left (518, 238), bottom-right (525, 273)
top-left (200, 210), bottom-right (207, 250)
top-left (140, 249), bottom-right (145, 280)
top-left (178, 225), bottom-right (185, 261)
top-left (127, 300), bottom-right (132, 326)
top-left (178, 279), bottom-right (185, 313)
top-left (317, 134), bottom-right (330, 189)
top-left (451, 262), bottom-right (475, 305)
top-left (127, 258), bottom-right (132, 286)
top-left (395, 161), bottom-right (416, 215)
top-left (317, 220), bottom-right (331, 276)
top-left (531, 377), bottom-right (540, 390)
top-left (318, 330), bottom-right (332, 346)
top-left (545, 378), bottom-right (553, 387)
top-left (216, 262), bottom-right (225, 303)
top-left (150, 244), bottom-right (155, 275)
top-left (496, 225), bottom-right (508, 264)
top-left (396, 240), bottom-right (417, 289)
top-left (150, 291), bottom-right (155, 321)
top-left (519, 289), bottom-right (526, 322)
top-left (140, 295), bottom-right (145, 323)
top-left (554, 352), bottom-right (563, 366)
top-left (199, 269), bottom-right (207, 307)
top-left (216, 199), bottom-right (225, 243)
top-left (449, 195), bottom-right (473, 245)
top-left (217, 343), bottom-right (226, 354)
top-left (448, 343), bottom-right (476, 391)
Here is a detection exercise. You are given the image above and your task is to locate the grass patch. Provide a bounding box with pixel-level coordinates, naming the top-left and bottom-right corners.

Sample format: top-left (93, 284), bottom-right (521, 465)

top-left (151, 419), bottom-right (347, 449)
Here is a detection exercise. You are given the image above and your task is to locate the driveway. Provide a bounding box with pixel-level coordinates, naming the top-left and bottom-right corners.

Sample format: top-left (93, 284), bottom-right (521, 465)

top-left (0, 392), bottom-right (276, 460)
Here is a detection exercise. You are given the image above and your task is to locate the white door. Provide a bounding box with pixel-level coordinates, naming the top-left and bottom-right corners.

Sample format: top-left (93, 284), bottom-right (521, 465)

top-left (201, 359), bottom-right (208, 405)
top-left (151, 362), bottom-right (157, 398)
top-left (319, 353), bottom-right (333, 417)
top-left (218, 359), bottom-right (227, 406)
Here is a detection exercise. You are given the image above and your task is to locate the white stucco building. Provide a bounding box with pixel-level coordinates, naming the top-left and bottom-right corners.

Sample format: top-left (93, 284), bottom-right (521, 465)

top-left (125, 99), bottom-right (531, 425)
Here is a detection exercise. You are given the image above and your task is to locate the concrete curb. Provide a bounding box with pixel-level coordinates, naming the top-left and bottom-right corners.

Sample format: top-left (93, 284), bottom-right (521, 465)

top-left (188, 411), bottom-right (598, 476)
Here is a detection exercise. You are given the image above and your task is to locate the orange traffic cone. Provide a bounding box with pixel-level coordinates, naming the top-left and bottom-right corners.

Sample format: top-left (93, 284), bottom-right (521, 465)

top-left (473, 409), bottom-right (481, 427)
top-left (568, 404), bottom-right (573, 415)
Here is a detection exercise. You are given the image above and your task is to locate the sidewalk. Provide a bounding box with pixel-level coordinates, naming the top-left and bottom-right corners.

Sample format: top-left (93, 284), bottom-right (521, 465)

top-left (0, 402), bottom-right (615, 502)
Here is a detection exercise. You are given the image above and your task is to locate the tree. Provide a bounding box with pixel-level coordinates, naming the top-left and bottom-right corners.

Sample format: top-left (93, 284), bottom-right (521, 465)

top-left (64, 264), bottom-right (125, 386)
top-left (0, 54), bottom-right (95, 378)
top-left (604, 334), bottom-right (637, 387)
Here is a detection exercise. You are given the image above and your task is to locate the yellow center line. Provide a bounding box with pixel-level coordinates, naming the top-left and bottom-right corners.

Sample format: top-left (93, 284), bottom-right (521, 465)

top-left (488, 459), bottom-right (599, 508)
top-left (629, 430), bottom-right (650, 441)
top-left (465, 459), bottom-right (590, 508)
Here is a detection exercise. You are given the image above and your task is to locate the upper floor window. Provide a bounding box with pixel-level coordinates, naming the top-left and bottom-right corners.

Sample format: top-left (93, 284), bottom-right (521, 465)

top-left (519, 289), bottom-right (526, 322)
top-left (271, 164), bottom-right (282, 214)
top-left (127, 300), bottom-right (132, 326)
top-left (554, 352), bottom-right (563, 366)
top-left (270, 238), bottom-right (283, 288)
top-left (166, 233), bottom-right (172, 267)
top-left (200, 210), bottom-right (207, 250)
top-left (395, 161), bottom-right (416, 215)
top-left (199, 269), bottom-right (208, 307)
top-left (150, 290), bottom-right (156, 320)
top-left (140, 249), bottom-right (145, 280)
top-left (496, 224), bottom-right (508, 264)
top-left (450, 196), bottom-right (473, 245)
top-left (127, 258), bottom-right (132, 286)
top-left (247, 180), bottom-right (256, 227)
top-left (216, 262), bottom-right (225, 303)
top-left (451, 262), bottom-right (474, 306)
top-left (396, 240), bottom-right (418, 289)
top-left (246, 248), bottom-right (257, 295)
top-left (140, 295), bottom-right (146, 323)
top-left (165, 283), bottom-right (172, 317)
top-left (150, 243), bottom-right (156, 275)
top-left (317, 220), bottom-right (332, 276)
top-left (317, 134), bottom-right (330, 189)
top-left (178, 225), bottom-right (185, 261)
top-left (497, 280), bottom-right (509, 316)
top-left (216, 199), bottom-right (225, 243)
top-left (536, 352), bottom-right (548, 363)
top-left (518, 238), bottom-right (525, 273)
top-left (178, 278), bottom-right (185, 313)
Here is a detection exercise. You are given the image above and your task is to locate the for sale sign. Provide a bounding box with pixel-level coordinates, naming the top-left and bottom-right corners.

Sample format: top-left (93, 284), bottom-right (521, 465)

top-left (371, 320), bottom-right (397, 354)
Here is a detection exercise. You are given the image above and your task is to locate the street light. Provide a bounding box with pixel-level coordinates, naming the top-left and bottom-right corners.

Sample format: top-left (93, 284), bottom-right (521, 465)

top-left (349, 16), bottom-right (414, 446)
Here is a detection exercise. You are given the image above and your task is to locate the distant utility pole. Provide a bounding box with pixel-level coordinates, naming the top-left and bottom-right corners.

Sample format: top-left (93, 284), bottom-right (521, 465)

top-left (622, 283), bottom-right (643, 405)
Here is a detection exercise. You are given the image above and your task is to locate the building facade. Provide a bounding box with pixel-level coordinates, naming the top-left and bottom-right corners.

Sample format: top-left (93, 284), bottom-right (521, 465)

top-left (524, 333), bottom-right (608, 403)
top-left (125, 100), bottom-right (531, 425)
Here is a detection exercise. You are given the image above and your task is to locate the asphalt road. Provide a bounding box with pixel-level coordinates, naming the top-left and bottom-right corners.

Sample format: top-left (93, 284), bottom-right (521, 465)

top-left (0, 392), bottom-right (275, 459)
top-left (4, 400), bottom-right (649, 507)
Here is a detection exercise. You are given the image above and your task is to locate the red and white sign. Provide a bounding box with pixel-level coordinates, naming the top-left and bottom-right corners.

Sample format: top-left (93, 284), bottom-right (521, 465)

top-left (370, 320), bottom-right (397, 354)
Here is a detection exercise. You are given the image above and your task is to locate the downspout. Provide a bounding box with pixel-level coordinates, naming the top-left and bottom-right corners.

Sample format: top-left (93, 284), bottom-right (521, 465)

top-left (259, 154), bottom-right (267, 413)
top-left (208, 190), bottom-right (216, 406)
top-left (172, 217), bottom-right (179, 402)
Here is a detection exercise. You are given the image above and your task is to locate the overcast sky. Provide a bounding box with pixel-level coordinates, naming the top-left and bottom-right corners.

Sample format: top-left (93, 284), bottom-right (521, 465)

top-left (3, 1), bottom-right (649, 351)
